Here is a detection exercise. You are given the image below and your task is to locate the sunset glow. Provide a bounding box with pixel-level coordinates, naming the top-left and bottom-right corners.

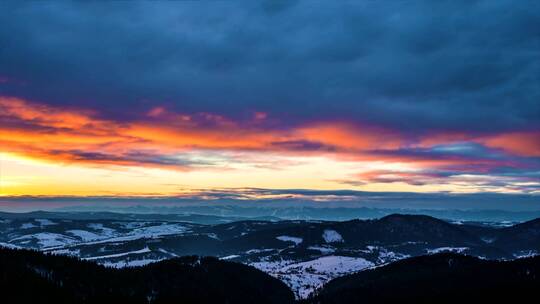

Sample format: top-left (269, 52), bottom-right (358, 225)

top-left (0, 2), bottom-right (539, 199)
top-left (1, 96), bottom-right (538, 196)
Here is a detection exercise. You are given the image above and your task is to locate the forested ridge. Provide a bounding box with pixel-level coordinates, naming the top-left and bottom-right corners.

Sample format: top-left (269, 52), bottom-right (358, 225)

top-left (0, 247), bottom-right (294, 304)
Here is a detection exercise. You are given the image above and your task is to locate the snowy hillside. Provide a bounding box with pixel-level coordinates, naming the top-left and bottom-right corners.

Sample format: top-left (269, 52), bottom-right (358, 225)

top-left (1, 212), bottom-right (539, 298)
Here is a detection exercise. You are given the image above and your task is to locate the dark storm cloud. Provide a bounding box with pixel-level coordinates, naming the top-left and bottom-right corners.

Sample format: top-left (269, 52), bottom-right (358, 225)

top-left (47, 149), bottom-right (215, 169)
top-left (0, 1), bottom-right (539, 132)
top-left (269, 140), bottom-right (334, 151)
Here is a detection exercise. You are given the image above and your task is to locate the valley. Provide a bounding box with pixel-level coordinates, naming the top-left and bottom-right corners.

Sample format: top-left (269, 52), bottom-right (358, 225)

top-left (1, 212), bottom-right (539, 298)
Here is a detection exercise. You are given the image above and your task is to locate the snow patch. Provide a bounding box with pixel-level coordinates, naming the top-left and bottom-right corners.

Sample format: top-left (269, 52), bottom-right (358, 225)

top-left (481, 237), bottom-right (496, 244)
top-left (0, 242), bottom-right (22, 249)
top-left (20, 223), bottom-right (37, 229)
top-left (246, 248), bottom-right (275, 254)
top-left (322, 229), bottom-right (343, 243)
top-left (307, 245), bottom-right (336, 254)
top-left (103, 258), bottom-right (162, 268)
top-left (251, 256), bottom-right (373, 299)
top-left (157, 248), bottom-right (178, 257)
top-left (35, 219), bottom-right (57, 226)
top-left (66, 230), bottom-right (103, 241)
top-left (80, 223), bottom-right (187, 245)
top-left (50, 249), bottom-right (81, 256)
top-left (427, 247), bottom-right (469, 254)
top-left (276, 235), bottom-right (303, 245)
top-left (87, 223), bottom-right (117, 236)
top-left (220, 255), bottom-right (240, 260)
top-left (10, 233), bottom-right (77, 248)
top-left (83, 247), bottom-right (151, 260)
top-left (206, 233), bottom-right (219, 240)
top-left (115, 221), bottom-right (150, 229)
top-left (514, 250), bottom-right (538, 259)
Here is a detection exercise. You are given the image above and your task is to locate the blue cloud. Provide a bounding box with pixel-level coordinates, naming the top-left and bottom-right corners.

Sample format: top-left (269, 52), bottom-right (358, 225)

top-left (0, 1), bottom-right (538, 132)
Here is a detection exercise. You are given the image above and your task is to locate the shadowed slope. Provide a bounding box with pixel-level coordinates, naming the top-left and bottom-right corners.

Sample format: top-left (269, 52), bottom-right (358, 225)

top-left (0, 248), bottom-right (295, 304)
top-left (308, 253), bottom-right (540, 304)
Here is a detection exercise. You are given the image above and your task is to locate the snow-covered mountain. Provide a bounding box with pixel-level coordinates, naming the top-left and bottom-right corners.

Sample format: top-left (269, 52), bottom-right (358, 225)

top-left (1, 212), bottom-right (539, 298)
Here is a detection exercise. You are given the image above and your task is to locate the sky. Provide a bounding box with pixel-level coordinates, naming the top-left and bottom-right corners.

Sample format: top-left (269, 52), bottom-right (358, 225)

top-left (0, 1), bottom-right (539, 200)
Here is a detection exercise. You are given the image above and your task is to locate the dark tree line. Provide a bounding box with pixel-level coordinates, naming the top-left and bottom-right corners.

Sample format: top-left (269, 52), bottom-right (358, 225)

top-left (306, 252), bottom-right (540, 304)
top-left (2, 247), bottom-right (539, 304)
top-left (0, 248), bottom-right (294, 304)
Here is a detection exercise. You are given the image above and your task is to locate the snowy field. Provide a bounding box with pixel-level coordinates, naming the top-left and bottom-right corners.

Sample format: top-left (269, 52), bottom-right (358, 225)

top-left (251, 256), bottom-right (374, 299)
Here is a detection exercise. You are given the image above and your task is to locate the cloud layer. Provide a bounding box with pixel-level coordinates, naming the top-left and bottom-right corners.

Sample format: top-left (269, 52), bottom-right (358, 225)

top-left (0, 1), bottom-right (539, 195)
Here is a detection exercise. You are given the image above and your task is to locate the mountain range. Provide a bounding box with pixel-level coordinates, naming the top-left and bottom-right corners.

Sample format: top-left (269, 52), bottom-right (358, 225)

top-left (1, 212), bottom-right (539, 298)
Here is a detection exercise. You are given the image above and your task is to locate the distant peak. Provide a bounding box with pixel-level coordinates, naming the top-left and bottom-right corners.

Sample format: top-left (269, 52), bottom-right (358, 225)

top-left (379, 214), bottom-right (435, 221)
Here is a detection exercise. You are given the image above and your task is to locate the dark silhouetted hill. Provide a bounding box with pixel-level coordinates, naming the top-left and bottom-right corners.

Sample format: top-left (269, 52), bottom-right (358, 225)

top-left (0, 247), bottom-right (294, 304)
top-left (308, 253), bottom-right (540, 304)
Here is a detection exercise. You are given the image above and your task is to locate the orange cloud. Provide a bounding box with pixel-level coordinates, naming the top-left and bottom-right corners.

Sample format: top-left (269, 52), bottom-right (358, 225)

top-left (1, 96), bottom-right (537, 174)
top-left (296, 123), bottom-right (404, 151)
top-left (481, 131), bottom-right (540, 157)
top-left (0, 97), bottom-right (98, 129)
